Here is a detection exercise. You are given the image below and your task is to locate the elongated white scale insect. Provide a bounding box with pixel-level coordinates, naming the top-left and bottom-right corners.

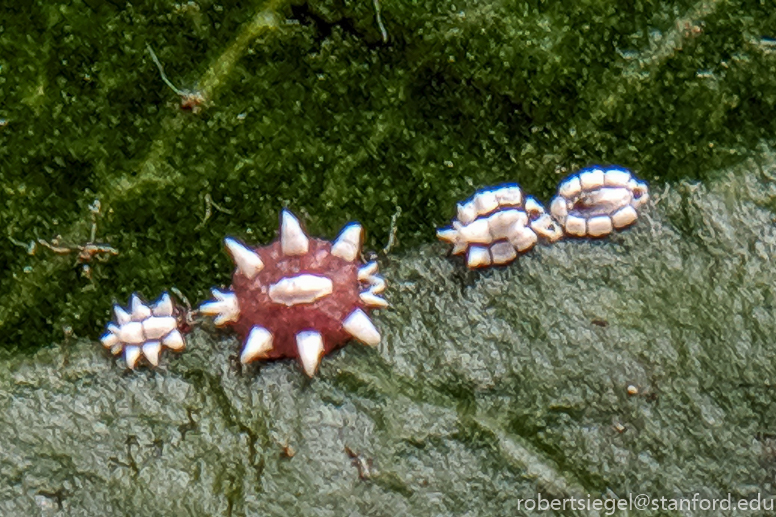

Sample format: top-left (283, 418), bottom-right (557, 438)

top-left (550, 166), bottom-right (649, 238)
top-left (436, 183), bottom-right (563, 268)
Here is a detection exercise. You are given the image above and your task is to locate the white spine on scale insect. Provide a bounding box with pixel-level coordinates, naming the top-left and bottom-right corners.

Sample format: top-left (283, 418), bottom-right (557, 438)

top-left (436, 183), bottom-right (563, 268)
top-left (550, 166), bottom-right (649, 238)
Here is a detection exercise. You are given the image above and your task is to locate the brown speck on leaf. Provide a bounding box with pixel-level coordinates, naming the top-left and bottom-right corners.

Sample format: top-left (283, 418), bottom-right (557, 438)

top-left (345, 446), bottom-right (374, 480)
top-left (147, 43), bottom-right (206, 114)
top-left (179, 91), bottom-right (206, 113)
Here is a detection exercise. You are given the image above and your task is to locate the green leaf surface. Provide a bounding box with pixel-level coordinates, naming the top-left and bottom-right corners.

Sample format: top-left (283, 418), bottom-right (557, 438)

top-left (4, 158), bottom-right (776, 515)
top-left (2, 0), bottom-right (776, 514)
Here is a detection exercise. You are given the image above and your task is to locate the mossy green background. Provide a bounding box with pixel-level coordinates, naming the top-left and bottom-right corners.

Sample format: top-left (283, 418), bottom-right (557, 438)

top-left (2, 0), bottom-right (776, 514)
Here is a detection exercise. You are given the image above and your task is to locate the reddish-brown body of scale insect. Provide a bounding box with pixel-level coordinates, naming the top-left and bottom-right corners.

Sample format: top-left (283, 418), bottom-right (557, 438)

top-left (200, 210), bottom-right (386, 376)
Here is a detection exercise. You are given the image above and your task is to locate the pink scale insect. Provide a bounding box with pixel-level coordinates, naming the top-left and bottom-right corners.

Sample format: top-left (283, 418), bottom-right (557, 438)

top-left (199, 210), bottom-right (387, 377)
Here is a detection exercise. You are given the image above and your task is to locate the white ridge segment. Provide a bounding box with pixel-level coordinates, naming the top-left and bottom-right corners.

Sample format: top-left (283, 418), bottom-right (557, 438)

top-left (579, 168), bottom-right (605, 190)
top-left (457, 202), bottom-right (477, 224)
top-left (143, 316), bottom-right (177, 340)
top-left (200, 289), bottom-right (240, 326)
top-left (110, 344), bottom-right (123, 355)
top-left (358, 262), bottom-right (379, 281)
top-left (490, 242), bottom-right (517, 265)
top-left (579, 187), bottom-right (632, 214)
top-left (511, 227), bottom-right (538, 252)
top-left (474, 191), bottom-right (499, 215)
top-left (152, 293), bottom-right (174, 317)
top-left (280, 210), bottom-right (309, 256)
top-left (458, 219), bottom-right (492, 244)
top-left (114, 305), bottom-right (131, 325)
top-left (331, 223), bottom-right (363, 261)
top-left (118, 321), bottom-right (144, 344)
top-left (633, 193), bottom-right (649, 209)
top-left (604, 169), bottom-right (631, 187)
top-left (630, 181), bottom-right (649, 208)
top-left (487, 209), bottom-right (524, 240)
top-left (131, 295), bottom-right (152, 321)
top-left (451, 241), bottom-right (468, 255)
top-left (124, 345), bottom-right (142, 369)
top-left (101, 331), bottom-right (119, 349)
top-left (531, 214), bottom-right (564, 242)
top-left (241, 326), bottom-right (274, 363)
top-left (296, 331), bottom-right (325, 377)
top-left (587, 216), bottom-right (613, 237)
top-left (550, 196), bottom-right (568, 219)
top-left (342, 308), bottom-right (381, 346)
top-left (225, 237), bottom-right (264, 279)
top-left (559, 176), bottom-right (582, 198)
top-left (142, 341), bottom-right (162, 367)
top-left (524, 197), bottom-right (544, 217)
top-left (565, 215), bottom-right (587, 237)
top-left (360, 292), bottom-right (388, 308)
top-left (436, 228), bottom-right (458, 244)
top-left (162, 330), bottom-right (185, 351)
top-left (269, 274), bottom-right (333, 306)
top-left (130, 295), bottom-right (152, 321)
top-left (495, 185), bottom-right (522, 206)
top-left (611, 205), bottom-right (638, 228)
top-left (466, 246), bottom-right (491, 268)
top-left (368, 276), bottom-right (386, 294)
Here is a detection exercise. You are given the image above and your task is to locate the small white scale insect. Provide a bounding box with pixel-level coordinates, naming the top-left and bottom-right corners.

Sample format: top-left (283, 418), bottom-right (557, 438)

top-left (550, 166), bottom-right (649, 238)
top-left (100, 293), bottom-right (185, 369)
top-left (436, 183), bottom-right (563, 268)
